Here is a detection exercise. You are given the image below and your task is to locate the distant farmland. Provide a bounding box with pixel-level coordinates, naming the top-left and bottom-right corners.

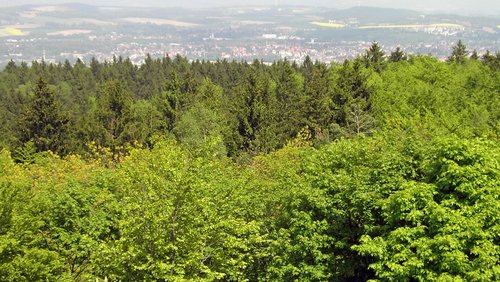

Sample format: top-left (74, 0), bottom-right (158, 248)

top-left (121, 18), bottom-right (199, 27)
top-left (310, 21), bottom-right (345, 28)
top-left (309, 22), bottom-right (464, 30)
top-left (47, 29), bottom-right (93, 36)
top-left (0, 28), bottom-right (26, 37)
top-left (359, 23), bottom-right (464, 29)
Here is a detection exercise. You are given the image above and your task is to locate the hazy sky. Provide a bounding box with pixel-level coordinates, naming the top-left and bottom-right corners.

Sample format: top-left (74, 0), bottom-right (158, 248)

top-left (1, 0), bottom-right (499, 15)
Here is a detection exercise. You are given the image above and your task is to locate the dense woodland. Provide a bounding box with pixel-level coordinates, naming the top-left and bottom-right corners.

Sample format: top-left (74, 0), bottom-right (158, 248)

top-left (0, 41), bottom-right (499, 281)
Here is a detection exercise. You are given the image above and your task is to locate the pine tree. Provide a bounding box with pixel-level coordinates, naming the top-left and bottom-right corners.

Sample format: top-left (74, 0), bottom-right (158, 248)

top-left (271, 59), bottom-right (305, 146)
top-left (363, 42), bottom-right (386, 72)
top-left (303, 62), bottom-right (333, 143)
top-left (470, 49), bottom-right (479, 60)
top-left (389, 47), bottom-right (407, 62)
top-left (481, 50), bottom-right (499, 70)
top-left (230, 67), bottom-right (277, 155)
top-left (90, 80), bottom-right (134, 154)
top-left (447, 40), bottom-right (468, 64)
top-left (331, 60), bottom-right (374, 137)
top-left (17, 78), bottom-right (69, 155)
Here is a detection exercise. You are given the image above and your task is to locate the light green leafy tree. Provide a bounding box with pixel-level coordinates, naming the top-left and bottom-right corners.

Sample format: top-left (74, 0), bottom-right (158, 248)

top-left (95, 140), bottom-right (265, 281)
top-left (354, 138), bottom-right (500, 281)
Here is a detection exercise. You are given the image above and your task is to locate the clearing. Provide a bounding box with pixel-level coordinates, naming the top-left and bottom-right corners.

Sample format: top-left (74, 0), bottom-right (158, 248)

top-left (310, 21), bottom-right (346, 28)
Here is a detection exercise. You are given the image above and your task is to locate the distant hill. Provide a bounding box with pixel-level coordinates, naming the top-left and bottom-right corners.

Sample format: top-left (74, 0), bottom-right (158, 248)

top-left (0, 3), bottom-right (498, 67)
top-left (330, 6), bottom-right (422, 21)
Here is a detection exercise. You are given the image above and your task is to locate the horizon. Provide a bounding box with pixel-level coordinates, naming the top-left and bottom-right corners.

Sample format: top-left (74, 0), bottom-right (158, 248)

top-left (1, 0), bottom-right (499, 16)
top-left (1, 0), bottom-right (498, 67)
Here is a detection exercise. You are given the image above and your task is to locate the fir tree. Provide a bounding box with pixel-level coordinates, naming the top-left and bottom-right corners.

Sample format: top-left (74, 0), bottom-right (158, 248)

top-left (364, 41), bottom-right (386, 72)
top-left (17, 78), bottom-right (69, 155)
top-left (447, 40), bottom-right (469, 64)
top-left (470, 49), bottom-right (479, 60)
top-left (389, 47), bottom-right (407, 62)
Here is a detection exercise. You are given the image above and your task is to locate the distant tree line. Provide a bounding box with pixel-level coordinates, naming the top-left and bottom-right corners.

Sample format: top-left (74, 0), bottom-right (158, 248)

top-left (0, 41), bottom-right (498, 162)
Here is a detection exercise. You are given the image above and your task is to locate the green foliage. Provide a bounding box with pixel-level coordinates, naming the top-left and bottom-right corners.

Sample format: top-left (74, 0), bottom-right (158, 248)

top-left (302, 61), bottom-right (333, 143)
top-left (481, 51), bottom-right (500, 71)
top-left (363, 41), bottom-right (386, 72)
top-left (229, 64), bottom-right (279, 155)
top-left (389, 47), bottom-right (408, 62)
top-left (0, 153), bottom-right (117, 281)
top-left (94, 140), bottom-right (266, 280)
top-left (174, 79), bottom-right (228, 157)
top-left (330, 60), bottom-right (378, 138)
top-left (372, 56), bottom-right (499, 139)
top-left (270, 59), bottom-right (305, 145)
top-left (354, 138), bottom-right (500, 281)
top-left (448, 40), bottom-right (469, 64)
top-left (16, 78), bottom-right (70, 157)
top-left (0, 49), bottom-right (498, 281)
top-left (88, 80), bottom-right (135, 157)
top-left (0, 49), bottom-right (498, 157)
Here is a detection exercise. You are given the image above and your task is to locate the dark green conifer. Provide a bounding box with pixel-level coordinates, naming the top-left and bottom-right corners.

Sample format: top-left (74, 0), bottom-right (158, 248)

top-left (17, 78), bottom-right (69, 156)
top-left (470, 49), bottom-right (479, 60)
top-left (389, 47), bottom-right (407, 62)
top-left (447, 40), bottom-right (469, 64)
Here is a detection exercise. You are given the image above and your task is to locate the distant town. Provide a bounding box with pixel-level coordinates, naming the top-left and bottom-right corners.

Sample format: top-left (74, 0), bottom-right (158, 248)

top-left (1, 4), bottom-right (499, 66)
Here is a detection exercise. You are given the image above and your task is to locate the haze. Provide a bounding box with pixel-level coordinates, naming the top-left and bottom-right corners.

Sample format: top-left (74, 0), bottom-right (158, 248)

top-left (1, 0), bottom-right (499, 16)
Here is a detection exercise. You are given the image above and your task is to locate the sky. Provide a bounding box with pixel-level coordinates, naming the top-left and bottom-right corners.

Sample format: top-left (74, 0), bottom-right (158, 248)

top-left (1, 0), bottom-right (499, 16)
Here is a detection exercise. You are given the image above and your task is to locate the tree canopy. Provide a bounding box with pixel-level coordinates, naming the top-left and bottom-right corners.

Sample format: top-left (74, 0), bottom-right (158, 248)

top-left (0, 42), bottom-right (499, 281)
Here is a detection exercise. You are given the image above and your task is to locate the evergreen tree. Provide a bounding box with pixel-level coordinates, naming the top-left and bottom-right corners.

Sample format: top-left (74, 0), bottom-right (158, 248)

top-left (230, 66), bottom-right (277, 155)
top-left (470, 49), bottom-right (479, 60)
top-left (89, 80), bottom-right (133, 154)
top-left (364, 41), bottom-right (386, 72)
top-left (331, 60), bottom-right (375, 137)
top-left (481, 50), bottom-right (500, 71)
top-left (303, 62), bottom-right (333, 143)
top-left (389, 47), bottom-right (407, 62)
top-left (271, 60), bottom-right (305, 146)
top-left (300, 55), bottom-right (314, 78)
top-left (17, 78), bottom-right (69, 156)
top-left (447, 40), bottom-right (469, 64)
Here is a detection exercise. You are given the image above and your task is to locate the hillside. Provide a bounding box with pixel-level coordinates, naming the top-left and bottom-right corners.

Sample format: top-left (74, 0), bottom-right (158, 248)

top-left (0, 4), bottom-right (498, 66)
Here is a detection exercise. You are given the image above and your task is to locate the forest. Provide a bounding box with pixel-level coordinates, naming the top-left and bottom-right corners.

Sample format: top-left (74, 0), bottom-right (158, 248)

top-left (0, 41), bottom-right (499, 281)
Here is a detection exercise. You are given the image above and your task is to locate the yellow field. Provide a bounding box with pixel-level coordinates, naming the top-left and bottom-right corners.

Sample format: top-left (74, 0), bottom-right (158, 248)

top-left (310, 21), bottom-right (345, 28)
top-left (430, 23), bottom-right (463, 27)
top-left (497, 25), bottom-right (500, 29)
top-left (359, 23), bottom-right (463, 29)
top-left (359, 24), bottom-right (421, 29)
top-left (0, 27), bottom-right (26, 37)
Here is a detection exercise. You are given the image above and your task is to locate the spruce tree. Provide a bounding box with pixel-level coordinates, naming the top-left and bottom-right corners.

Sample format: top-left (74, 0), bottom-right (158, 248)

top-left (481, 50), bottom-right (500, 70)
top-left (364, 41), bottom-right (386, 72)
top-left (447, 40), bottom-right (468, 64)
top-left (90, 80), bottom-right (133, 154)
top-left (17, 78), bottom-right (69, 155)
top-left (470, 49), bottom-right (479, 60)
top-left (389, 47), bottom-right (407, 62)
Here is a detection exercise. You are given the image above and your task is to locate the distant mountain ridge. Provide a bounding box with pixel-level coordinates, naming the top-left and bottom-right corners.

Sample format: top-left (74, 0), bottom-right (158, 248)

top-left (2, 1), bottom-right (500, 17)
top-left (0, 2), bottom-right (498, 67)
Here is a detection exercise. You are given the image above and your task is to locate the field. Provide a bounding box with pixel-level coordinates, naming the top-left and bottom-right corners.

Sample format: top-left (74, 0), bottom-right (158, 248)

top-left (310, 21), bottom-right (346, 28)
top-left (359, 24), bottom-right (421, 29)
top-left (0, 28), bottom-right (26, 37)
top-left (47, 29), bottom-right (93, 36)
top-left (309, 22), bottom-right (464, 30)
top-left (121, 18), bottom-right (199, 27)
top-left (359, 23), bottom-right (464, 29)
top-left (239, 20), bottom-right (274, 25)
